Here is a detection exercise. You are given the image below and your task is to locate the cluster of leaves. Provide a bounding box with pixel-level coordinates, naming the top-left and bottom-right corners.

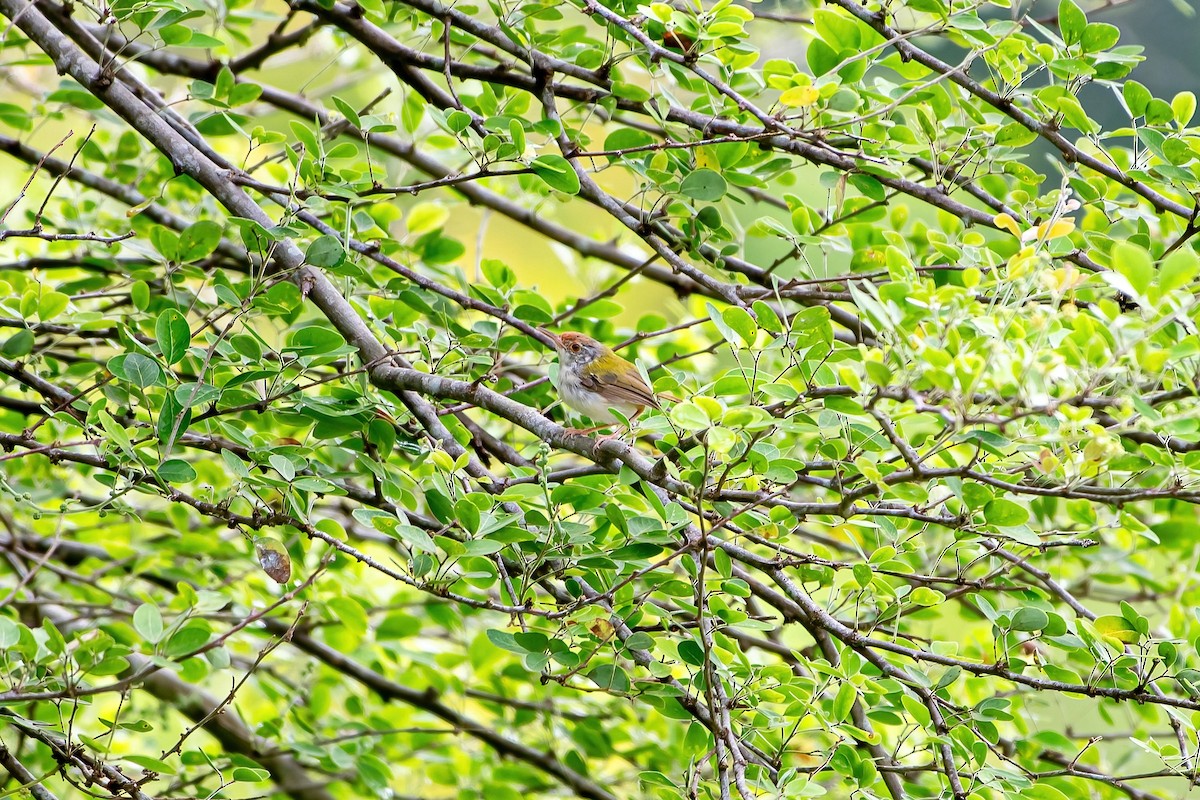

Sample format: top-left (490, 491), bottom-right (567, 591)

top-left (6, 0), bottom-right (1200, 799)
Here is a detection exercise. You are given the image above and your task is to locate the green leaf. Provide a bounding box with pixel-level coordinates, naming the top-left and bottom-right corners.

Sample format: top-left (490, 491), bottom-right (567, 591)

top-left (161, 24), bottom-right (192, 45)
top-left (156, 309), bottom-right (191, 364)
top-left (679, 168), bottom-right (727, 202)
top-left (121, 353), bottom-right (164, 389)
top-left (133, 603), bottom-right (164, 644)
top-left (131, 280), bottom-right (150, 310)
top-left (1145, 98), bottom-right (1175, 126)
top-left (623, 633), bottom-right (654, 653)
top-left (2, 329), bottom-right (34, 357)
top-left (289, 120), bottom-right (321, 155)
top-left (832, 682), bottom-right (856, 722)
top-left (678, 640), bottom-right (705, 666)
top-left (421, 234), bottom-right (465, 264)
top-left (37, 291), bottom-right (69, 320)
top-left (669, 401), bottom-right (709, 431)
top-left (230, 333), bottom-right (263, 361)
top-left (1057, 0), bottom-right (1087, 45)
top-left (1111, 240), bottom-right (1154, 295)
top-left (1055, 95), bottom-right (1096, 133)
top-left (228, 82), bottom-right (262, 107)
top-left (407, 202), bottom-right (449, 235)
top-left (1010, 607), bottom-right (1049, 631)
top-left (306, 235), bottom-right (346, 268)
top-left (98, 410), bottom-right (135, 459)
top-left (723, 578), bottom-right (751, 597)
top-left (751, 300), bottom-right (782, 333)
top-left (813, 8), bottom-right (861, 50)
top-left (507, 633), bottom-right (545, 654)
top-left (1094, 614), bottom-right (1140, 644)
top-left (935, 667), bottom-right (961, 691)
top-left (994, 123), bottom-right (1038, 148)
top-left (1159, 249), bottom-right (1199, 293)
top-left (174, 382), bottom-right (221, 408)
top-left (611, 82), bottom-right (650, 102)
top-left (46, 87), bottom-right (105, 110)
top-left (123, 755), bottom-right (176, 775)
top-left (88, 657), bottom-right (131, 676)
top-left (0, 102), bottom-right (32, 131)
top-left (531, 154), bottom-right (581, 194)
top-left (509, 119), bottom-right (526, 154)
top-left (390, 524), bottom-right (438, 554)
top-left (157, 459), bottom-right (196, 483)
top-left (165, 620), bottom-right (212, 657)
top-left (588, 664), bottom-right (630, 692)
top-left (157, 392), bottom-right (192, 449)
top-left (287, 325), bottom-right (346, 355)
top-left (232, 768), bottom-right (270, 782)
top-left (1173, 90), bottom-right (1197, 127)
top-left (187, 32), bottom-right (225, 49)
top-left (909, 587), bottom-right (944, 606)
top-left (1080, 22), bottom-right (1119, 52)
top-left (178, 220), bottom-right (222, 262)
top-left (1124, 80), bottom-right (1152, 116)
top-left (722, 306), bottom-right (757, 346)
top-left (705, 302), bottom-right (739, 346)
top-left (481, 259), bottom-right (515, 289)
top-left (400, 92), bottom-right (424, 133)
top-left (269, 454), bottom-right (296, 481)
top-left (1019, 785), bottom-right (1071, 800)
top-left (0, 618), bottom-right (20, 648)
top-left (332, 95), bottom-right (361, 128)
top-left (190, 79), bottom-right (215, 101)
top-left (806, 37), bottom-right (839, 76)
top-left (150, 227), bottom-right (179, 261)
top-left (602, 128), bottom-right (654, 159)
top-left (982, 498), bottom-right (1029, 527)
top-left (446, 109), bottom-right (473, 132)
top-left (220, 449), bottom-right (251, 479)
top-left (486, 629), bottom-right (527, 654)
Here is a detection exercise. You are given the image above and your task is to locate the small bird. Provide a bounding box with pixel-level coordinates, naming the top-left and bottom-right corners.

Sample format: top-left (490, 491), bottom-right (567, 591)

top-left (542, 330), bottom-right (660, 438)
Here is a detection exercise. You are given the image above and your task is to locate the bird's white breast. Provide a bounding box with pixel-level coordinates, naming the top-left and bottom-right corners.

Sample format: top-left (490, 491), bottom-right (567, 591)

top-left (559, 378), bottom-right (638, 424)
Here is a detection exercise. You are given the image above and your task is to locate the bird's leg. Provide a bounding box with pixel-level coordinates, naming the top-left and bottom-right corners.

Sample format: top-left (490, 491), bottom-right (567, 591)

top-left (593, 407), bottom-right (644, 444)
top-left (593, 426), bottom-right (627, 444)
top-left (564, 423), bottom-right (608, 436)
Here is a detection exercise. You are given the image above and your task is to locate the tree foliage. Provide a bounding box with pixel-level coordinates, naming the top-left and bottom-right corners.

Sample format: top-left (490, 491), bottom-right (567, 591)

top-left (4, 0), bottom-right (1200, 798)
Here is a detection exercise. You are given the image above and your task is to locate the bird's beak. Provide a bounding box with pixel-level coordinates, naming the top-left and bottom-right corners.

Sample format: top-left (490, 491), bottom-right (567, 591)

top-left (538, 328), bottom-right (562, 348)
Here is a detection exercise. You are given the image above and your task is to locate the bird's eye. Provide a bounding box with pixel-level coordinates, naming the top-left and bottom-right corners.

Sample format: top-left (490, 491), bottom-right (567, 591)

top-left (570, 343), bottom-right (581, 352)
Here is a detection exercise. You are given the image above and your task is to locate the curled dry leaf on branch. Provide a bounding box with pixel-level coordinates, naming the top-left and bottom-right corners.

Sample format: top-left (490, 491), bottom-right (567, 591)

top-left (4, 0), bottom-right (1200, 798)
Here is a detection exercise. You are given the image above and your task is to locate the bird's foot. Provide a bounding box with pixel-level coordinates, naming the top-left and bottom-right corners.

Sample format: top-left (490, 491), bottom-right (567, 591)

top-left (564, 424), bottom-right (606, 437)
top-left (590, 429), bottom-right (630, 457)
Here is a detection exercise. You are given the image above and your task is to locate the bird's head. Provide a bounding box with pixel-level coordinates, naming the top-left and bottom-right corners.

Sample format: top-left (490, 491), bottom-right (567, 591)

top-left (545, 330), bottom-right (604, 369)
top-left (542, 331), bottom-right (632, 378)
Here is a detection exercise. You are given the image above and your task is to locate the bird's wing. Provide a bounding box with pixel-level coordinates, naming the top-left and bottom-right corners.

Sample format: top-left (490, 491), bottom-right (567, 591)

top-left (580, 368), bottom-right (661, 409)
